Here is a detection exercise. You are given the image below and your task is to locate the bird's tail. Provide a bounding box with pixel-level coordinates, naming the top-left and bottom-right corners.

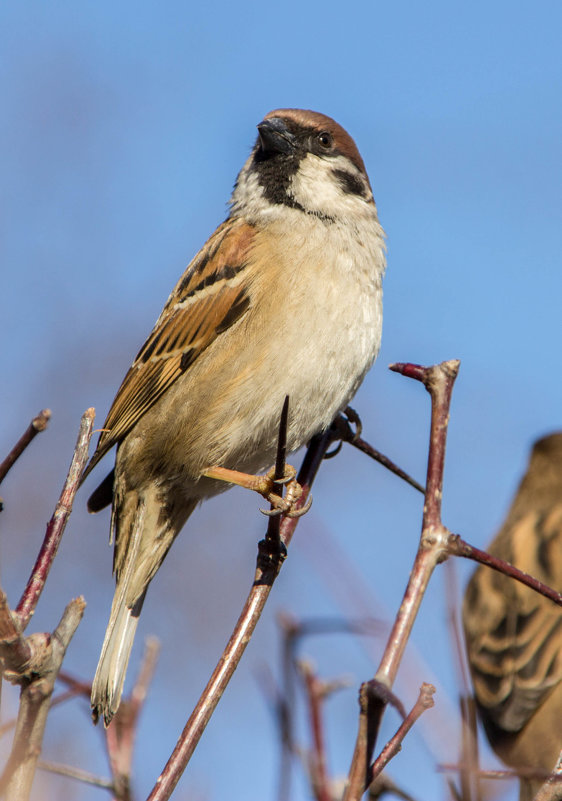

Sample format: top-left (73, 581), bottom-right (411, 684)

top-left (91, 590), bottom-right (145, 726)
top-left (90, 489), bottom-right (196, 726)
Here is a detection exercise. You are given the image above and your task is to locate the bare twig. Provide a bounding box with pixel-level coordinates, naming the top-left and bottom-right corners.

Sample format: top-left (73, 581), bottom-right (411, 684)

top-left (299, 662), bottom-right (332, 801)
top-left (0, 684), bottom-right (90, 739)
top-left (0, 409), bottom-right (51, 486)
top-left (438, 762), bottom-right (562, 785)
top-left (344, 360), bottom-right (460, 801)
top-left (104, 637), bottom-right (160, 801)
top-left (277, 612), bottom-right (299, 801)
top-left (265, 396), bottom-right (290, 545)
top-left (37, 760), bottom-right (114, 791)
top-left (15, 408), bottom-right (95, 629)
top-left (331, 412), bottom-right (425, 495)
top-left (369, 683), bottom-right (435, 782)
top-left (146, 419), bottom-right (338, 801)
top-left (0, 597), bottom-right (86, 801)
top-left (444, 562), bottom-right (481, 801)
top-left (367, 773), bottom-right (419, 800)
top-left (57, 670), bottom-right (92, 697)
top-left (447, 535), bottom-right (562, 606)
top-left (0, 591), bottom-right (33, 676)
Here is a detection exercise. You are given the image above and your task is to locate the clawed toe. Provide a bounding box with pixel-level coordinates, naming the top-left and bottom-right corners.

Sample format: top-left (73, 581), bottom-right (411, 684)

top-left (202, 463), bottom-right (311, 519)
top-left (259, 468), bottom-right (312, 518)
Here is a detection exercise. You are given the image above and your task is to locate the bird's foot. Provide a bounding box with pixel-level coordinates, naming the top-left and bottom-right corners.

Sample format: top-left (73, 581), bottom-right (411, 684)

top-left (202, 464), bottom-right (311, 518)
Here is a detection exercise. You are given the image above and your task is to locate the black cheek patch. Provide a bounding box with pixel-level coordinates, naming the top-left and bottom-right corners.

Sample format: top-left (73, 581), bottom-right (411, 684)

top-left (332, 168), bottom-right (368, 198)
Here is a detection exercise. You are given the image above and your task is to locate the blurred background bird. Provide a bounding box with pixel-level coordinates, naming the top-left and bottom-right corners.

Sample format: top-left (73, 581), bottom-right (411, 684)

top-left (463, 432), bottom-right (562, 800)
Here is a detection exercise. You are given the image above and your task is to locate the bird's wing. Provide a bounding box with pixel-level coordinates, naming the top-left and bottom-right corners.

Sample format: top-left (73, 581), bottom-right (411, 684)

top-left (463, 505), bottom-right (562, 732)
top-left (82, 218), bottom-right (255, 481)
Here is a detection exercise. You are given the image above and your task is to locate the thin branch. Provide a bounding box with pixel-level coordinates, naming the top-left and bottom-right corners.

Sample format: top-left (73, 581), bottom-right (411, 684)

top-left (276, 612), bottom-right (299, 801)
top-left (57, 670), bottom-right (92, 697)
top-left (438, 762), bottom-right (562, 785)
top-left (444, 561), bottom-right (481, 801)
top-left (299, 661), bottom-right (332, 801)
top-left (447, 534), bottom-right (562, 606)
top-left (0, 685), bottom-right (90, 739)
top-left (15, 408), bottom-right (95, 629)
top-left (344, 360), bottom-right (460, 801)
top-left (0, 597), bottom-right (86, 801)
top-left (265, 395), bottom-right (290, 546)
top-left (367, 773), bottom-right (419, 800)
top-left (331, 412), bottom-right (425, 495)
top-left (104, 637), bottom-right (160, 801)
top-left (37, 760), bottom-right (114, 791)
top-left (0, 409), bottom-right (51, 486)
top-left (146, 421), bottom-right (338, 801)
top-left (369, 683), bottom-right (435, 782)
top-left (0, 591), bottom-right (32, 677)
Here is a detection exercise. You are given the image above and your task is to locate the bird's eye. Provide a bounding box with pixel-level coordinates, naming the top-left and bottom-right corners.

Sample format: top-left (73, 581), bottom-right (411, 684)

top-left (317, 131), bottom-right (333, 149)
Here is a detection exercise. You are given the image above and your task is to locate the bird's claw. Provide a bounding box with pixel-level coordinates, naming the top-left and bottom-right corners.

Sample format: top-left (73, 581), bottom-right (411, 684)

top-left (259, 466), bottom-right (312, 518)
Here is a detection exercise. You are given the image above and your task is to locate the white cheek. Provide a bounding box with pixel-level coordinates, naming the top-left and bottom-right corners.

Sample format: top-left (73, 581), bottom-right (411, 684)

top-left (288, 154), bottom-right (372, 219)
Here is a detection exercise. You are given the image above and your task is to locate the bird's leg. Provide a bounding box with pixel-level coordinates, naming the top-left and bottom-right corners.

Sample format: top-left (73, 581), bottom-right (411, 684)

top-left (202, 464), bottom-right (311, 518)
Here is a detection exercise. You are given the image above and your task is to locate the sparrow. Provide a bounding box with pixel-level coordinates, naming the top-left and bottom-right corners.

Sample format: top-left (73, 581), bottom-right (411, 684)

top-left (463, 432), bottom-right (562, 800)
top-left (82, 109), bottom-right (386, 726)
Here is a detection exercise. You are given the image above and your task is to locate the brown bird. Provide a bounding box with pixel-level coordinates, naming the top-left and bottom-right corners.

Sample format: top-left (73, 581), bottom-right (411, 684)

top-left (463, 432), bottom-right (562, 800)
top-left (82, 109), bottom-right (386, 726)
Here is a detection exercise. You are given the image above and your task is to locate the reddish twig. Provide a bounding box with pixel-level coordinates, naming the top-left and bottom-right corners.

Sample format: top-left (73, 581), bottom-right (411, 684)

top-left (369, 683), bottom-right (435, 782)
top-left (447, 535), bottom-right (562, 606)
top-left (444, 562), bottom-right (481, 801)
top-left (0, 409), bottom-right (51, 486)
top-left (299, 662), bottom-right (333, 801)
top-left (344, 360), bottom-right (460, 801)
top-left (277, 612), bottom-right (299, 801)
top-left (15, 408), bottom-right (95, 629)
top-left (0, 597), bottom-right (86, 801)
top-left (331, 412), bottom-right (425, 495)
top-left (37, 761), bottom-right (114, 791)
top-left (19, 641), bottom-right (159, 799)
top-left (105, 637), bottom-right (160, 801)
top-left (438, 762), bottom-right (562, 785)
top-left (57, 670), bottom-right (92, 697)
top-left (146, 421), bottom-right (338, 801)
top-left (0, 685), bottom-right (91, 740)
top-left (0, 591), bottom-right (33, 676)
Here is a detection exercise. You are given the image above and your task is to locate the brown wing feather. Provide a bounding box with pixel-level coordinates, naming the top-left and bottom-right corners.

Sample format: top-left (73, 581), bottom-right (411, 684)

top-left (82, 219), bottom-right (255, 482)
top-left (464, 505), bottom-right (562, 733)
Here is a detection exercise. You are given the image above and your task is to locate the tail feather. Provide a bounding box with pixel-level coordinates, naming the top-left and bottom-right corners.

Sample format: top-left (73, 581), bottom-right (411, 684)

top-left (91, 593), bottom-right (144, 726)
top-left (91, 488), bottom-right (196, 726)
top-left (91, 495), bottom-right (147, 727)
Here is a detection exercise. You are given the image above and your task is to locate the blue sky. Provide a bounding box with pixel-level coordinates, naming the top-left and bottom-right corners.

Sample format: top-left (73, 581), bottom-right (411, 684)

top-left (1, 2), bottom-right (561, 799)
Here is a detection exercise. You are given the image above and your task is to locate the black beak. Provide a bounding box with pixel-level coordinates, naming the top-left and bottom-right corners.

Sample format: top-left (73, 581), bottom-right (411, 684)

top-left (256, 118), bottom-right (296, 155)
